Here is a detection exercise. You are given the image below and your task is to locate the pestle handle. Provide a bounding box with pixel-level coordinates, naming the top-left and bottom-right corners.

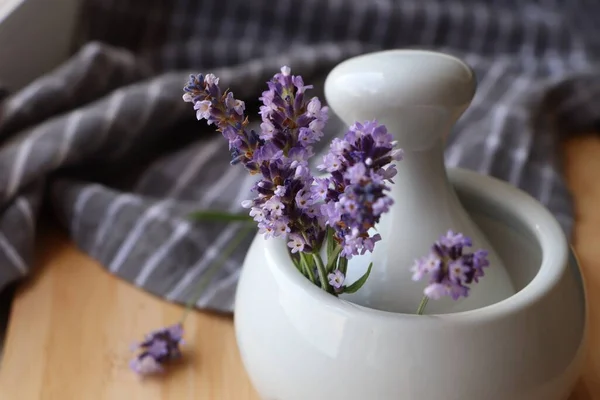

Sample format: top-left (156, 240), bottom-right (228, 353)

top-left (323, 50), bottom-right (516, 313)
top-left (324, 50), bottom-right (477, 150)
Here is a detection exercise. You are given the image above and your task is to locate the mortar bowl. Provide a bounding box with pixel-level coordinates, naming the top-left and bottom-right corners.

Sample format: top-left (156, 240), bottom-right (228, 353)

top-left (233, 167), bottom-right (587, 400)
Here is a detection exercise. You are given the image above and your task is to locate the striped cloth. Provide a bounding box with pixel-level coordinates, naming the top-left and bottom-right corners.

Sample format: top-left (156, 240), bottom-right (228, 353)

top-left (0, 0), bottom-right (598, 312)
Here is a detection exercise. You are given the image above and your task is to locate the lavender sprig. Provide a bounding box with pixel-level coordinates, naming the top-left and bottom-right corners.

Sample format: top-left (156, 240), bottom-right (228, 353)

top-left (245, 67), bottom-right (329, 254)
top-left (129, 223), bottom-right (256, 377)
top-left (411, 230), bottom-right (490, 314)
top-left (316, 121), bottom-right (403, 258)
top-left (183, 67), bottom-right (400, 296)
top-left (183, 73), bottom-right (261, 172)
top-left (130, 324), bottom-right (184, 376)
top-left (185, 67), bottom-right (328, 255)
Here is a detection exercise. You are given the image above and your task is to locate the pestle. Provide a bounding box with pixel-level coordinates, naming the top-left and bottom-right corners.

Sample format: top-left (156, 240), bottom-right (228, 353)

top-left (324, 50), bottom-right (516, 314)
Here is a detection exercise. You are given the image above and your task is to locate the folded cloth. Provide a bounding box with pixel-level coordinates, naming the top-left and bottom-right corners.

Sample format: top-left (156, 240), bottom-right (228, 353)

top-left (0, 0), bottom-right (598, 312)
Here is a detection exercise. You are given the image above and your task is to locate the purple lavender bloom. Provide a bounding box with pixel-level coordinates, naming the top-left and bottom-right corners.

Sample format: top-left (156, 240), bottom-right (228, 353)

top-left (184, 68), bottom-right (400, 266)
top-left (130, 355), bottom-right (164, 375)
top-left (287, 233), bottom-right (307, 253)
top-left (472, 249), bottom-right (490, 282)
top-left (439, 230), bottom-right (473, 248)
top-left (256, 66), bottom-right (328, 163)
top-left (130, 323), bottom-right (184, 376)
top-left (328, 269), bottom-right (345, 292)
top-left (317, 120), bottom-right (402, 258)
top-left (183, 73), bottom-right (260, 172)
top-left (185, 67), bottom-right (328, 253)
top-left (310, 177), bottom-right (330, 202)
top-left (411, 231), bottom-right (490, 300)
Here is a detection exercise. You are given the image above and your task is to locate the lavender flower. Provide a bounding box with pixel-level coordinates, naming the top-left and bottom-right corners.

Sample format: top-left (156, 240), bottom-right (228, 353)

top-left (130, 323), bottom-right (184, 376)
top-left (316, 121), bottom-right (403, 258)
top-left (183, 73), bottom-right (261, 172)
top-left (184, 66), bottom-right (399, 295)
top-left (186, 67), bottom-right (329, 253)
top-left (411, 230), bottom-right (490, 300)
top-left (328, 269), bottom-right (345, 292)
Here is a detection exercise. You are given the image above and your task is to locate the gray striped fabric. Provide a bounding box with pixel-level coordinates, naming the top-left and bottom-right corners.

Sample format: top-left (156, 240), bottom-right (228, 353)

top-left (0, 0), bottom-right (598, 312)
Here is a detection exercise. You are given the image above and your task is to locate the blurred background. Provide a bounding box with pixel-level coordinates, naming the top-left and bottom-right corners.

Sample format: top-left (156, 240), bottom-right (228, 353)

top-left (0, 0), bottom-right (598, 364)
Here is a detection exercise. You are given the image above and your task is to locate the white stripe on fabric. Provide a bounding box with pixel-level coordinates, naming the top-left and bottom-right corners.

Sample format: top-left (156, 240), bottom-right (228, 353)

top-left (55, 110), bottom-right (83, 166)
top-left (214, 0), bottom-right (239, 66)
top-left (96, 90), bottom-right (126, 149)
top-left (539, 164), bottom-right (556, 205)
top-left (482, 76), bottom-right (531, 177)
top-left (446, 1), bottom-right (466, 49)
top-left (108, 199), bottom-right (173, 273)
top-left (419, 0), bottom-right (441, 46)
top-left (470, 4), bottom-right (490, 54)
top-left (508, 146), bottom-right (529, 185)
top-left (164, 173), bottom-right (255, 300)
top-left (6, 136), bottom-right (37, 200)
top-left (196, 166), bottom-right (242, 208)
top-left (478, 105), bottom-right (507, 174)
top-left (240, 0), bottom-right (261, 58)
top-left (134, 222), bottom-right (191, 286)
top-left (110, 79), bottom-right (163, 159)
top-left (70, 185), bottom-right (103, 239)
top-left (91, 194), bottom-right (140, 257)
top-left (295, 0), bottom-right (317, 42)
top-left (165, 223), bottom-right (241, 301)
top-left (495, 10), bottom-right (513, 54)
top-left (166, 136), bottom-right (223, 197)
top-left (445, 145), bottom-right (464, 168)
top-left (15, 197), bottom-right (34, 235)
top-left (4, 76), bottom-right (64, 118)
top-left (136, 168), bottom-right (256, 291)
top-left (0, 231), bottom-right (27, 275)
top-left (196, 267), bottom-right (241, 308)
top-left (346, 0), bottom-right (367, 40)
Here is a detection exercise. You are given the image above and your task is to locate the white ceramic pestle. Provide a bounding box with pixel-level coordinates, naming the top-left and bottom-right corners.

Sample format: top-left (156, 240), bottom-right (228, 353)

top-left (323, 49), bottom-right (516, 314)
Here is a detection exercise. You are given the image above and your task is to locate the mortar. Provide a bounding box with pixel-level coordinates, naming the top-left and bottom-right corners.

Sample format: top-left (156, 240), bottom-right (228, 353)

top-left (234, 167), bottom-right (586, 400)
top-left (233, 49), bottom-right (587, 400)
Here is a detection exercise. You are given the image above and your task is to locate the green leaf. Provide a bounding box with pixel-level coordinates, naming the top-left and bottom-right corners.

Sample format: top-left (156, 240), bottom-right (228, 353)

top-left (299, 252), bottom-right (317, 284)
top-left (180, 225), bottom-right (255, 322)
top-left (338, 256), bottom-right (348, 275)
top-left (188, 210), bottom-right (253, 223)
top-left (326, 227), bottom-right (335, 258)
top-left (290, 253), bottom-right (302, 273)
top-left (325, 245), bottom-right (342, 273)
top-left (343, 262), bottom-right (373, 294)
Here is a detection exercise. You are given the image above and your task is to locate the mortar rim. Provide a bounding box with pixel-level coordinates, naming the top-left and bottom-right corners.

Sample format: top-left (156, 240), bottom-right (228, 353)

top-left (263, 167), bottom-right (573, 324)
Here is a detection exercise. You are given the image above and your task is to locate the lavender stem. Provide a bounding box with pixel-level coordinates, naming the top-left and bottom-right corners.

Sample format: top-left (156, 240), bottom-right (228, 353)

top-left (179, 225), bottom-right (255, 323)
top-left (312, 253), bottom-right (330, 292)
top-left (416, 295), bottom-right (429, 315)
top-left (299, 252), bottom-right (317, 284)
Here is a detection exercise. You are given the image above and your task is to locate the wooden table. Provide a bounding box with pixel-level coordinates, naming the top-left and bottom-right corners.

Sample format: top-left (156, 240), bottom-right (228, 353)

top-left (0, 137), bottom-right (599, 399)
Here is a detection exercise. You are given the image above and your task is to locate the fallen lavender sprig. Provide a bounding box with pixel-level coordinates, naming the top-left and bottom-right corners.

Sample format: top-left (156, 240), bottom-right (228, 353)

top-left (130, 324), bottom-right (184, 376)
top-left (183, 66), bottom-right (402, 295)
top-left (129, 224), bottom-right (255, 377)
top-left (411, 230), bottom-right (490, 314)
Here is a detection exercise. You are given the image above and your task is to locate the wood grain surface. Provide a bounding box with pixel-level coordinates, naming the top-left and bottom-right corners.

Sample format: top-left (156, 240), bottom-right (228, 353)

top-left (0, 137), bottom-right (599, 399)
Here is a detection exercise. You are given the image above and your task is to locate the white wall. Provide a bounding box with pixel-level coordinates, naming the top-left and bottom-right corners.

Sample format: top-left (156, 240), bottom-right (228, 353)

top-left (0, 0), bottom-right (81, 91)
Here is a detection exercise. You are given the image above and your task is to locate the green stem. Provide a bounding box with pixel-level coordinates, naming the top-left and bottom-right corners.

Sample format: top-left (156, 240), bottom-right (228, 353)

top-left (299, 252), bottom-right (316, 284)
top-left (416, 295), bottom-right (429, 315)
top-left (179, 225), bottom-right (255, 324)
top-left (325, 244), bottom-right (343, 273)
top-left (313, 252), bottom-right (329, 292)
top-left (188, 210), bottom-right (254, 223)
top-left (338, 255), bottom-right (348, 276)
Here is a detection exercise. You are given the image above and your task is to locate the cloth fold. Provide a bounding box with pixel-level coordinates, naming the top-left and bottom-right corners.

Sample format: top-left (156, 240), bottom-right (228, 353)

top-left (0, 0), bottom-right (599, 312)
